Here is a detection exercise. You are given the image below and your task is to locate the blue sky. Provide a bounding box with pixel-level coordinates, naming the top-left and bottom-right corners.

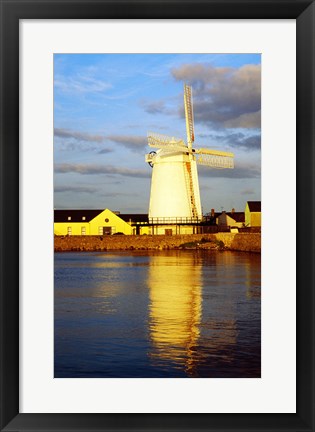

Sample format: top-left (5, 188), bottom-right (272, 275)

top-left (54, 53), bottom-right (261, 213)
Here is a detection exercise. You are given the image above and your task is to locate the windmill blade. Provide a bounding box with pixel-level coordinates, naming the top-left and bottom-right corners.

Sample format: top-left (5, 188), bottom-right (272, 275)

top-left (160, 145), bottom-right (190, 155)
top-left (194, 148), bottom-right (234, 168)
top-left (184, 84), bottom-right (195, 149)
top-left (148, 132), bottom-right (186, 149)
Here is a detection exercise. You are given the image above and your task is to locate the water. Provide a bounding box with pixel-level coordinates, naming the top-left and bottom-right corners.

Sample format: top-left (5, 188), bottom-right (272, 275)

top-left (54, 250), bottom-right (261, 378)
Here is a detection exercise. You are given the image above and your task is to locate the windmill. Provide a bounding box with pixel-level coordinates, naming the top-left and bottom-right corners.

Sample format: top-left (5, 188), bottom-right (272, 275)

top-left (145, 84), bottom-right (234, 223)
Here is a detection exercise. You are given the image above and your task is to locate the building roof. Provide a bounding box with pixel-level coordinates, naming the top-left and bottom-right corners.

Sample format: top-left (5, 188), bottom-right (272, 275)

top-left (119, 214), bottom-right (149, 223)
top-left (206, 212), bottom-right (220, 218)
top-left (247, 201), bottom-right (261, 212)
top-left (54, 209), bottom-right (104, 222)
top-left (54, 209), bottom-right (149, 224)
top-left (225, 212), bottom-right (245, 223)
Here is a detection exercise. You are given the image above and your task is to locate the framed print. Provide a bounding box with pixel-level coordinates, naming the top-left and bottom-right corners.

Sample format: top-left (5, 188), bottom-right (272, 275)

top-left (0, 0), bottom-right (314, 431)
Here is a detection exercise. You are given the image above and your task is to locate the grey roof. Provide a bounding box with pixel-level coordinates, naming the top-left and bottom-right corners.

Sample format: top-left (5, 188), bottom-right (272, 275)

top-left (54, 210), bottom-right (149, 223)
top-left (54, 209), bottom-right (103, 222)
top-left (247, 201), bottom-right (261, 212)
top-left (119, 214), bottom-right (149, 223)
top-left (225, 212), bottom-right (245, 223)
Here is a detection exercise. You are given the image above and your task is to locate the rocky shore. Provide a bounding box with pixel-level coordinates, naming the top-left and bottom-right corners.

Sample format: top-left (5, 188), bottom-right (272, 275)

top-left (54, 232), bottom-right (261, 253)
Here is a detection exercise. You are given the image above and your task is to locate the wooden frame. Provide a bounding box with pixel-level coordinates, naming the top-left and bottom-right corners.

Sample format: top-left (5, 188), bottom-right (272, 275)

top-left (0, 1), bottom-right (314, 431)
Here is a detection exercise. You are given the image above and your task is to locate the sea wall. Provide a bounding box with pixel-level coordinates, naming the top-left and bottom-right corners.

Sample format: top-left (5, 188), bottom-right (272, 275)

top-left (216, 233), bottom-right (261, 252)
top-left (54, 232), bottom-right (261, 253)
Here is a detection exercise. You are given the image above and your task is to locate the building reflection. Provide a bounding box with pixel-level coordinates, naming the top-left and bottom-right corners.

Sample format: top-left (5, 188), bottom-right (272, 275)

top-left (199, 252), bottom-right (238, 371)
top-left (244, 255), bottom-right (261, 299)
top-left (148, 252), bottom-right (203, 376)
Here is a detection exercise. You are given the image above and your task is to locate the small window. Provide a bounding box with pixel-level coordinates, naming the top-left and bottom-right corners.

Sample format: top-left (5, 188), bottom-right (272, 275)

top-left (105, 218), bottom-right (109, 223)
top-left (82, 216), bottom-right (86, 220)
top-left (81, 227), bottom-right (86, 235)
top-left (67, 227), bottom-right (72, 236)
top-left (67, 216), bottom-right (71, 221)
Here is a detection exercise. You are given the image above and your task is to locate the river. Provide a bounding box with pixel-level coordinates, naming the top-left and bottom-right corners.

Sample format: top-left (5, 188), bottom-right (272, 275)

top-left (54, 250), bottom-right (261, 378)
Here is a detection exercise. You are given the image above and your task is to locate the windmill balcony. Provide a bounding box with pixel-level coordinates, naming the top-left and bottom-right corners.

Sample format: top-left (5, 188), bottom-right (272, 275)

top-left (148, 216), bottom-right (202, 224)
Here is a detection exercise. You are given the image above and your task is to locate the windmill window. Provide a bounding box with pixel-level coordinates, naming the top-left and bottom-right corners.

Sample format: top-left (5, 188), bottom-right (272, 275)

top-left (82, 216), bottom-right (86, 220)
top-left (67, 216), bottom-right (71, 221)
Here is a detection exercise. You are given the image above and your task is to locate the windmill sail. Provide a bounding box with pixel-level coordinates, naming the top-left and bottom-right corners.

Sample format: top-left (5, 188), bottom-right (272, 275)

top-left (183, 85), bottom-right (199, 219)
top-left (148, 132), bottom-right (185, 149)
top-left (184, 84), bottom-right (195, 149)
top-left (194, 149), bottom-right (234, 168)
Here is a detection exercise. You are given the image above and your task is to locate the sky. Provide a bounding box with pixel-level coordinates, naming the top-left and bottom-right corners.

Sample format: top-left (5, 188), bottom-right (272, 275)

top-left (54, 53), bottom-right (261, 214)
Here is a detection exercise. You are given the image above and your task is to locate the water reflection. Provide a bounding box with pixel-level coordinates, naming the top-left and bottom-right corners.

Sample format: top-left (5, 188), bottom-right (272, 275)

top-left (55, 251), bottom-right (261, 378)
top-left (148, 252), bottom-right (202, 376)
top-left (244, 256), bottom-right (261, 299)
top-left (148, 251), bottom-right (260, 377)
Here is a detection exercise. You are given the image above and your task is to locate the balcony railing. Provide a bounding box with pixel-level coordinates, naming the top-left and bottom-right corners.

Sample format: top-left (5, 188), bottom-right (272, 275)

top-left (148, 217), bottom-right (202, 224)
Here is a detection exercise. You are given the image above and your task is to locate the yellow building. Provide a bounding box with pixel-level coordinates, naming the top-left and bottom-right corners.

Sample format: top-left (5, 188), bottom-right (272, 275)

top-left (54, 208), bottom-right (135, 236)
top-left (118, 213), bottom-right (150, 235)
top-left (245, 201), bottom-right (261, 227)
top-left (217, 209), bottom-right (245, 229)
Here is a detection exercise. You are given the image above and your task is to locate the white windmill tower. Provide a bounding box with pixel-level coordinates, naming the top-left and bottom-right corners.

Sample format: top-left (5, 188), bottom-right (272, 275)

top-left (145, 84), bottom-right (234, 227)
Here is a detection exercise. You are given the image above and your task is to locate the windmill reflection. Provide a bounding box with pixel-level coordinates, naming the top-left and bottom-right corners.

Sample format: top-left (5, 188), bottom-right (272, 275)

top-left (148, 252), bottom-right (202, 376)
top-left (148, 251), bottom-right (258, 377)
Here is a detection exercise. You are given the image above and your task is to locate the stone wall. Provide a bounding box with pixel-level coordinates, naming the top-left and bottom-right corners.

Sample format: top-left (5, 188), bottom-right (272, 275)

top-left (54, 232), bottom-right (261, 253)
top-left (216, 232), bottom-right (261, 252)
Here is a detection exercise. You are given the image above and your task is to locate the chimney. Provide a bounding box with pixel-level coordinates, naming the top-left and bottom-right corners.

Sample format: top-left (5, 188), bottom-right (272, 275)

top-left (231, 208), bottom-right (235, 215)
top-left (211, 208), bottom-right (215, 217)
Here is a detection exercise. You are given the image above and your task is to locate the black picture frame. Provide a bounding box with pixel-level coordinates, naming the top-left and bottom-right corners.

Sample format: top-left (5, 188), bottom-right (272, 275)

top-left (1, 1), bottom-right (314, 431)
